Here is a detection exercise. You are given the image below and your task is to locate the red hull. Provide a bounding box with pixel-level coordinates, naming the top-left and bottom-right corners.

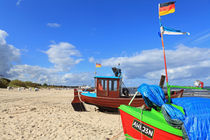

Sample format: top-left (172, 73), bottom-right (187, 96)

top-left (80, 90), bottom-right (183, 109)
top-left (81, 95), bottom-right (145, 109)
top-left (120, 110), bottom-right (182, 140)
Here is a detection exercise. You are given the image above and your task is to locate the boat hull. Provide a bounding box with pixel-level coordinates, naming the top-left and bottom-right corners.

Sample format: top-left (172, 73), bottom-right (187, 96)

top-left (81, 95), bottom-right (144, 109)
top-left (119, 109), bottom-right (182, 140)
top-left (80, 90), bottom-right (183, 110)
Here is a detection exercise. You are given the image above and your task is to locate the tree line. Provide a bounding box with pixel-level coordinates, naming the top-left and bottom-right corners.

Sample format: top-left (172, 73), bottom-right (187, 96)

top-left (0, 78), bottom-right (78, 89)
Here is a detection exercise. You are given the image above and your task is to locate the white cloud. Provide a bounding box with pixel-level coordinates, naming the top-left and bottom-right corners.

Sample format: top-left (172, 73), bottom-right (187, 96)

top-left (1, 28), bottom-right (209, 86)
top-left (0, 30), bottom-right (20, 77)
top-left (194, 33), bottom-right (210, 42)
top-left (8, 65), bottom-right (93, 85)
top-left (101, 44), bottom-right (210, 85)
top-left (8, 65), bottom-right (55, 83)
top-left (47, 23), bottom-right (61, 28)
top-left (0, 30), bottom-right (87, 85)
top-left (88, 57), bottom-right (95, 63)
top-left (16, 0), bottom-right (23, 6)
top-left (6, 41), bottom-right (87, 85)
top-left (62, 73), bottom-right (93, 85)
top-left (0, 30), bottom-right (8, 44)
top-left (45, 42), bottom-right (83, 71)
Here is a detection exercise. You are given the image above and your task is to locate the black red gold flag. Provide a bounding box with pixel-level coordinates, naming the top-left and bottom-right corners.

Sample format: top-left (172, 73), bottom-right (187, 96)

top-left (159, 1), bottom-right (175, 16)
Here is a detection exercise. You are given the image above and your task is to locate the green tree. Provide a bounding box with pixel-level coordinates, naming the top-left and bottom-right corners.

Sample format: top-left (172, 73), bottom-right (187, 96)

top-left (0, 78), bottom-right (11, 88)
top-left (9, 80), bottom-right (26, 87)
top-left (43, 83), bottom-right (48, 87)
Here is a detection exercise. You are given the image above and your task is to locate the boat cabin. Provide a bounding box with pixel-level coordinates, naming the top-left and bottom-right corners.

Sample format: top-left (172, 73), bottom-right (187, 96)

top-left (95, 76), bottom-right (122, 98)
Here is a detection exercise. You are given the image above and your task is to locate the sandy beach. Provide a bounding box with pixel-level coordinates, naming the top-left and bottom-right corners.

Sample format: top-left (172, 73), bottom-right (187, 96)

top-left (0, 88), bottom-right (124, 140)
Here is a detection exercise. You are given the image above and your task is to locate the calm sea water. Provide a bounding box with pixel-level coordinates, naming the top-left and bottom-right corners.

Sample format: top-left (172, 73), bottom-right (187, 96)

top-left (127, 87), bottom-right (210, 98)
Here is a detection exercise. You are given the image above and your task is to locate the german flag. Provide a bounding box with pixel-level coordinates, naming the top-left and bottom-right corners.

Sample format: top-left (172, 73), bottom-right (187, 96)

top-left (96, 63), bottom-right (101, 68)
top-left (159, 1), bottom-right (175, 16)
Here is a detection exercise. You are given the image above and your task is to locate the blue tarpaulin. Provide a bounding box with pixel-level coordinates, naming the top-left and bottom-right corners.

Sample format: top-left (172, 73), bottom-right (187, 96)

top-left (172, 97), bottom-right (210, 140)
top-left (137, 83), bottom-right (166, 108)
top-left (162, 104), bottom-right (185, 122)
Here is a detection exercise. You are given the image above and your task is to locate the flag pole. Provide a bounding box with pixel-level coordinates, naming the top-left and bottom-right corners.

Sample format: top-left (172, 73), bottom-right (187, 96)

top-left (160, 31), bottom-right (169, 83)
top-left (95, 63), bottom-right (97, 76)
top-left (159, 4), bottom-right (171, 102)
top-left (160, 31), bottom-right (171, 102)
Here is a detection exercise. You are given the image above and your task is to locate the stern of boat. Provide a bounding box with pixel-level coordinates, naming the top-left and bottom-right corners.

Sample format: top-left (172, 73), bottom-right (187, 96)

top-left (71, 88), bottom-right (86, 111)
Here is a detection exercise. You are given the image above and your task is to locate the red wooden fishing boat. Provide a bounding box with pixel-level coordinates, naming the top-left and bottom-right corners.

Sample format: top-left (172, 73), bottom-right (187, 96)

top-left (71, 67), bottom-right (183, 111)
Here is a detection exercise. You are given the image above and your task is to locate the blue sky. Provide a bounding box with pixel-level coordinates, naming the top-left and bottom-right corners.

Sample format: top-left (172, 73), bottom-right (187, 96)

top-left (0, 0), bottom-right (210, 87)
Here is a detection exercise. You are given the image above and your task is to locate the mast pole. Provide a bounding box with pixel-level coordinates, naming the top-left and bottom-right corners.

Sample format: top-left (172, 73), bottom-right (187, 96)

top-left (94, 62), bottom-right (97, 76)
top-left (160, 33), bottom-right (169, 84)
top-left (160, 31), bottom-right (171, 102)
top-left (159, 4), bottom-right (171, 102)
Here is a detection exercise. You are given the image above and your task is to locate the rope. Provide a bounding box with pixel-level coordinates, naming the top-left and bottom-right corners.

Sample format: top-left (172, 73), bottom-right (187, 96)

top-left (128, 91), bottom-right (139, 106)
top-left (121, 81), bottom-right (132, 95)
top-left (77, 90), bottom-right (84, 103)
top-left (125, 135), bottom-right (139, 140)
top-left (76, 89), bottom-right (87, 111)
top-left (140, 105), bottom-right (145, 140)
top-left (82, 78), bottom-right (95, 92)
top-left (107, 130), bottom-right (123, 140)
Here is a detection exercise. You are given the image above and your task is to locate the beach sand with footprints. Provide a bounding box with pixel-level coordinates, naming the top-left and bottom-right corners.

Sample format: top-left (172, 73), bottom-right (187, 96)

top-left (0, 88), bottom-right (124, 140)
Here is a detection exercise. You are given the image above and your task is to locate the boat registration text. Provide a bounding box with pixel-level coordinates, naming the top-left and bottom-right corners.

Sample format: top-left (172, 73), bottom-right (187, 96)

top-left (132, 119), bottom-right (154, 138)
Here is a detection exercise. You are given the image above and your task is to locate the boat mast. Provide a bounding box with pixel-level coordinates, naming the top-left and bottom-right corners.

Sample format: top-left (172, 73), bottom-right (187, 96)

top-left (158, 2), bottom-right (210, 98)
top-left (160, 30), bottom-right (168, 84)
top-left (158, 4), bottom-right (171, 102)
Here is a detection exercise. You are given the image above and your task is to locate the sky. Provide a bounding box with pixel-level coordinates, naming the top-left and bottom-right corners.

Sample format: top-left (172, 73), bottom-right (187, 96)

top-left (0, 0), bottom-right (210, 87)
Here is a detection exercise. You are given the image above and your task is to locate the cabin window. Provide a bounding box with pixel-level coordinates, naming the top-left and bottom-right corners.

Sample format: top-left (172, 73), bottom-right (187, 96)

top-left (98, 79), bottom-right (108, 91)
top-left (109, 80), bottom-right (117, 91)
top-left (98, 79), bottom-right (103, 91)
top-left (103, 80), bottom-right (107, 90)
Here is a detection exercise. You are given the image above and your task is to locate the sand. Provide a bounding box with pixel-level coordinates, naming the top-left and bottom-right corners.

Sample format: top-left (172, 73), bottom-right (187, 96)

top-left (0, 88), bottom-right (125, 140)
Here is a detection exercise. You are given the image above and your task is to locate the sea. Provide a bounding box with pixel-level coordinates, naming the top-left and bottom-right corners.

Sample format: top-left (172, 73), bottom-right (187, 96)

top-left (126, 87), bottom-right (210, 98)
top-left (182, 88), bottom-right (210, 98)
